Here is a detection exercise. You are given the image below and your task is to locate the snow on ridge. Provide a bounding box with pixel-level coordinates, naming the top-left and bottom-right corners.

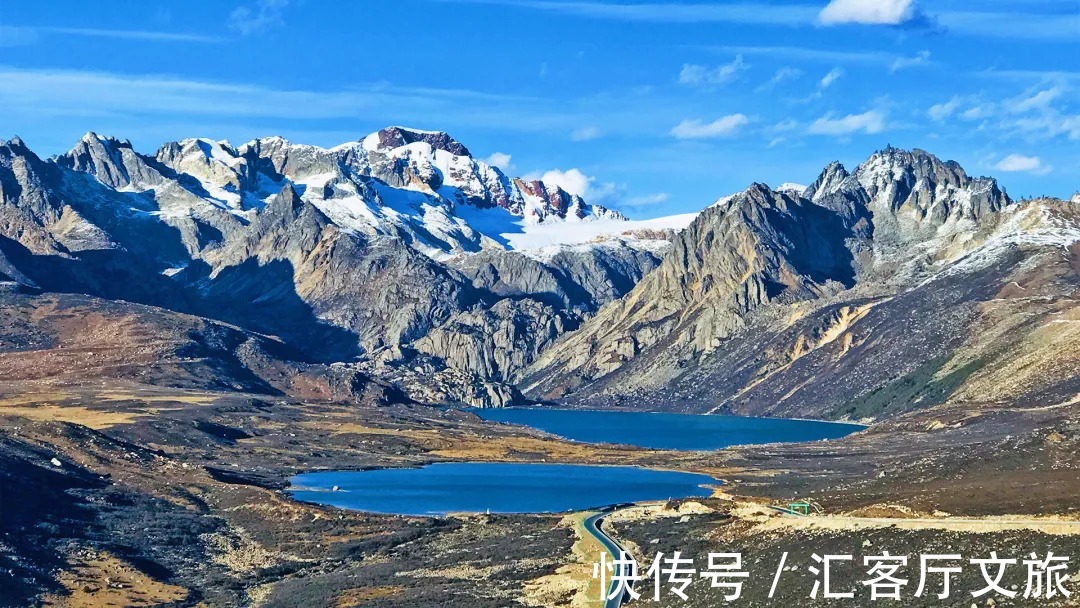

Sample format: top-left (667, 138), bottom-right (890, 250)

top-left (66, 128), bottom-right (676, 259)
top-left (180, 138), bottom-right (242, 166)
top-left (926, 201), bottom-right (1080, 282)
top-left (453, 204), bottom-right (698, 258)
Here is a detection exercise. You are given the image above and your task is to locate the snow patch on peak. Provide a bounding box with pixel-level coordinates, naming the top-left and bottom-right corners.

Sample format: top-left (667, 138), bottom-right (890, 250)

top-left (361, 126), bottom-right (471, 157)
top-left (930, 201), bottom-right (1080, 281)
top-left (456, 204), bottom-right (696, 259)
top-left (182, 138), bottom-right (242, 167)
top-left (360, 131), bottom-right (383, 152)
top-left (81, 131), bottom-right (106, 144)
top-left (711, 192), bottom-right (739, 207)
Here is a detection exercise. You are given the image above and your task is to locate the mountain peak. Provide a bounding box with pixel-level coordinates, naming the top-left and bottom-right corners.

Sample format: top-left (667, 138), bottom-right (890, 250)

top-left (858, 146), bottom-right (969, 184)
top-left (275, 182), bottom-right (302, 206)
top-left (2, 135), bottom-right (27, 150)
top-left (75, 131), bottom-right (134, 150)
top-left (805, 161), bottom-right (849, 202)
top-left (362, 126), bottom-right (471, 157)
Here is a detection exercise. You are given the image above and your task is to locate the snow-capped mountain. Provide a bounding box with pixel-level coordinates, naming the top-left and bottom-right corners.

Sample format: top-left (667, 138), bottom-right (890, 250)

top-left (524, 148), bottom-right (1080, 420)
top-left (5, 134), bottom-right (1078, 412)
top-left (2, 128), bottom-right (680, 405)
top-left (59, 127), bottom-right (636, 262)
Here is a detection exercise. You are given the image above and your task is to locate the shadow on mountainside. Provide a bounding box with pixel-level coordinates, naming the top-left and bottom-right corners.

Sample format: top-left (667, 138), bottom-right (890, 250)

top-left (0, 434), bottom-right (109, 606)
top-left (194, 258), bottom-right (362, 364)
top-left (0, 235), bottom-right (361, 367)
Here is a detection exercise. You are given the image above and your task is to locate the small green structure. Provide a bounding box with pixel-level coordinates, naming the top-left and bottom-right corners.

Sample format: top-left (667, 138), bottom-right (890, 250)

top-left (788, 501), bottom-right (812, 515)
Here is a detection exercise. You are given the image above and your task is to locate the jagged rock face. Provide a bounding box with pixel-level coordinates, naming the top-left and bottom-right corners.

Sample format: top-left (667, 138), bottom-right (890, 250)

top-left (523, 184), bottom-right (859, 396)
top-left (366, 126), bottom-right (472, 157)
top-left (0, 137), bottom-right (111, 255)
top-left (523, 149), bottom-right (1079, 420)
top-left (198, 185), bottom-right (469, 359)
top-left (805, 160), bottom-right (849, 203)
top-left (414, 299), bottom-right (574, 382)
top-left (0, 129), bottom-right (659, 395)
top-left (454, 244), bottom-right (662, 313)
top-left (357, 128), bottom-right (625, 223)
top-left (55, 134), bottom-right (251, 258)
top-left (813, 148), bottom-right (1010, 262)
top-left (56, 133), bottom-right (161, 190)
top-left (9, 130), bottom-right (1070, 416)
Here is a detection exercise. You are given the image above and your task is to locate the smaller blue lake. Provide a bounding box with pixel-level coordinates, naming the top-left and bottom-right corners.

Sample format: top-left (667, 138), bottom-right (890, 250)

top-left (289, 463), bottom-right (718, 516)
top-left (471, 408), bottom-right (863, 451)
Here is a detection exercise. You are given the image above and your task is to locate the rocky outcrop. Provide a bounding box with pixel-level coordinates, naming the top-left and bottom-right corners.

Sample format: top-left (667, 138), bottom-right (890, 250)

top-left (56, 133), bottom-right (163, 191)
top-left (0, 136), bottom-right (111, 255)
top-left (523, 183), bottom-right (859, 396)
top-left (0, 128), bottom-right (658, 380)
top-left (454, 244), bottom-right (662, 313)
top-left (522, 148), bottom-right (1079, 421)
top-left (415, 298), bottom-right (574, 382)
top-left (365, 126), bottom-right (472, 157)
top-left (196, 184), bottom-right (467, 360)
top-left (8, 130), bottom-right (1073, 418)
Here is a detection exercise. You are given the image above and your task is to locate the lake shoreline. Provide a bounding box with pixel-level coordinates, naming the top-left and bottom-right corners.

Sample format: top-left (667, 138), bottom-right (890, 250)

top-left (465, 405), bottom-right (871, 428)
top-left (289, 462), bottom-right (720, 517)
top-left (467, 406), bottom-right (864, 452)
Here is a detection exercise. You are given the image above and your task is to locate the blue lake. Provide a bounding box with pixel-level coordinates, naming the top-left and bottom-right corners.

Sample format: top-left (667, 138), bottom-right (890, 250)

top-left (291, 410), bottom-right (862, 515)
top-left (289, 463), bottom-right (718, 516)
top-left (471, 407), bottom-right (863, 451)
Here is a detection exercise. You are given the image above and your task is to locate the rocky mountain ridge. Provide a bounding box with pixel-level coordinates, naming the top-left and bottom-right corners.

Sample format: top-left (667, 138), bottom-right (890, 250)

top-left (0, 128), bottom-right (675, 406)
top-left (2, 132), bottom-right (1077, 417)
top-left (523, 148), bottom-right (1080, 421)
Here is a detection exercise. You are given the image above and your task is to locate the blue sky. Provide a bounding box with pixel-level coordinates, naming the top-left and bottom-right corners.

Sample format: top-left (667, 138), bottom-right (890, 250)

top-left (0, 0), bottom-right (1077, 217)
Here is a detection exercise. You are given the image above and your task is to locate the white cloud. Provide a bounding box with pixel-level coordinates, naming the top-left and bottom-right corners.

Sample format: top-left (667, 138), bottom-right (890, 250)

top-left (772, 119), bottom-right (799, 132)
top-left (995, 153), bottom-right (1050, 174)
top-left (570, 126), bottom-right (602, 141)
top-left (758, 66), bottom-right (803, 91)
top-left (819, 67), bottom-right (844, 89)
top-left (1062, 115), bottom-right (1080, 141)
top-left (928, 96), bottom-right (962, 122)
top-left (444, 1), bottom-right (818, 26)
top-left (819, 0), bottom-right (919, 25)
top-left (0, 65), bottom-right (569, 139)
top-left (623, 192), bottom-right (670, 207)
top-left (528, 168), bottom-right (590, 197)
top-left (484, 152), bottom-right (514, 172)
top-left (0, 25), bottom-right (219, 44)
top-left (523, 168), bottom-right (626, 206)
top-left (807, 110), bottom-right (886, 135)
top-left (444, 1), bottom-right (1080, 41)
top-left (229, 0), bottom-right (289, 35)
top-left (678, 55), bottom-right (747, 86)
top-left (670, 114), bottom-right (750, 139)
top-left (961, 104), bottom-right (993, 121)
top-left (1010, 87), bottom-right (1062, 113)
top-left (890, 50), bottom-right (931, 72)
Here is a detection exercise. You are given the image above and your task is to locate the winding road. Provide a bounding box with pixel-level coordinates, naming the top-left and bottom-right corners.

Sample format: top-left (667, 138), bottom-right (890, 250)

top-left (584, 511), bottom-right (633, 608)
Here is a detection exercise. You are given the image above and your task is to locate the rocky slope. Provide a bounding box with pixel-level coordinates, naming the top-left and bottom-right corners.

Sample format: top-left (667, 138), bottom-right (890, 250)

top-left (0, 129), bottom-right (682, 406)
top-left (523, 148), bottom-right (1080, 420)
top-left (3, 131), bottom-right (1077, 415)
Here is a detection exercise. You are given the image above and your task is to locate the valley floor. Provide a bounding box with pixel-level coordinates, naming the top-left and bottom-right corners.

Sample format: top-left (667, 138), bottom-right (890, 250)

top-left (1, 381), bottom-right (1078, 607)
